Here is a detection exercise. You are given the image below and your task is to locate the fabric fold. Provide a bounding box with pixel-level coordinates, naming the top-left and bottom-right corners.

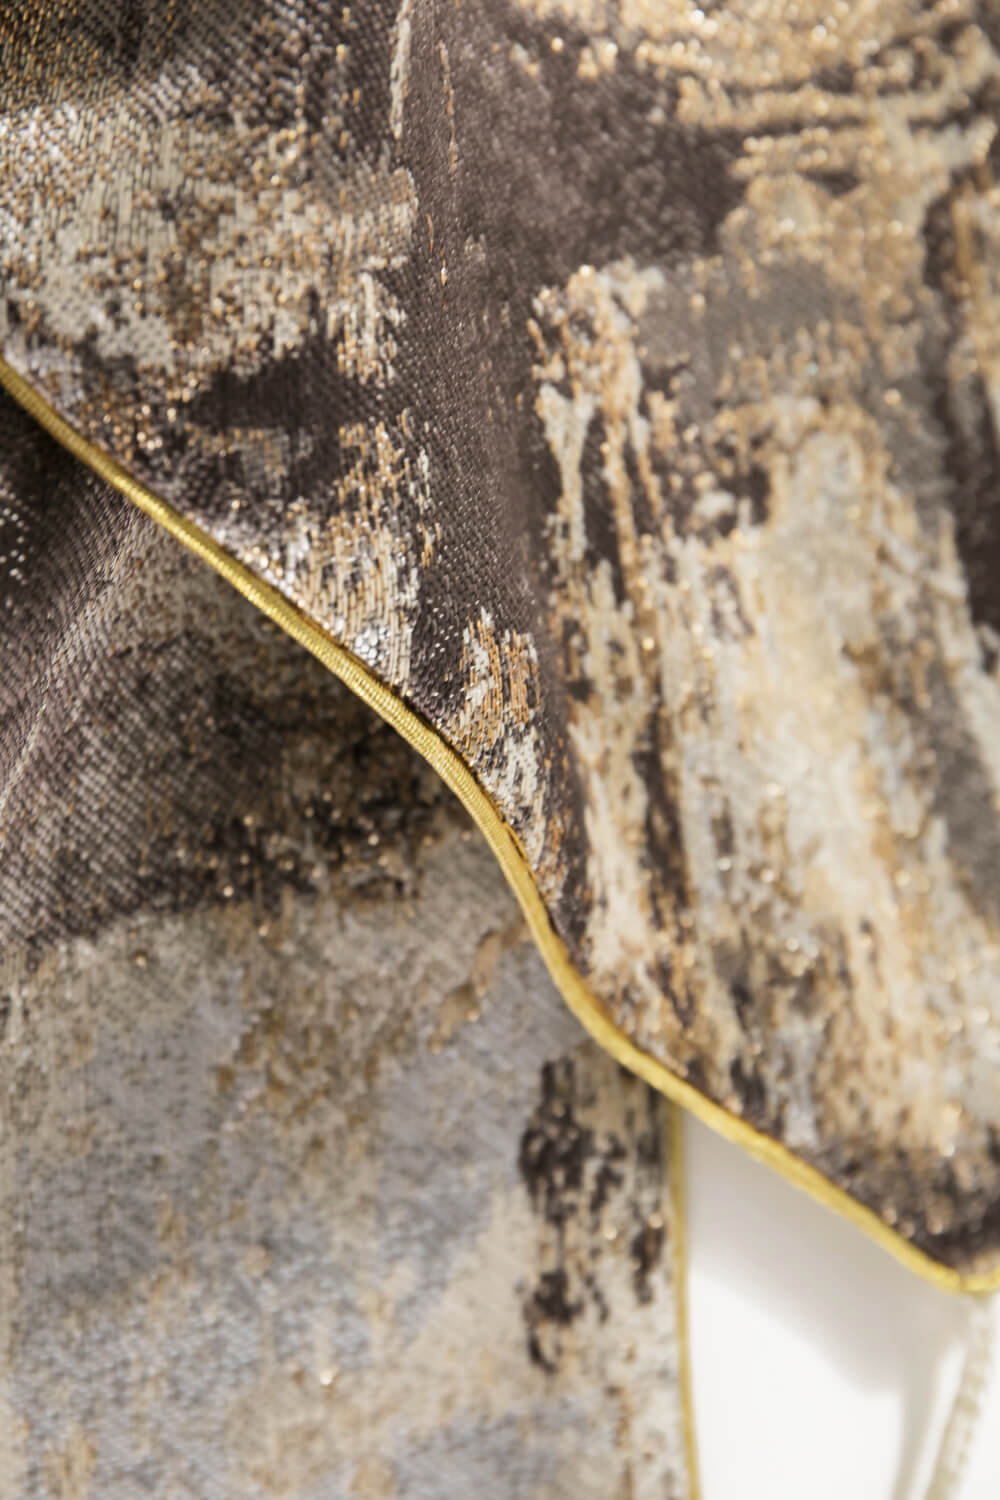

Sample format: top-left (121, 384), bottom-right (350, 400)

top-left (3, 0), bottom-right (1000, 1285)
top-left (0, 392), bottom-right (696, 1496)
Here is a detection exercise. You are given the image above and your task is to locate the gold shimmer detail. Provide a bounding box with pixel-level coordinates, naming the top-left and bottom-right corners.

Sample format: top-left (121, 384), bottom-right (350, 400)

top-left (670, 1106), bottom-right (702, 1500)
top-left (3, 354), bottom-right (996, 1298)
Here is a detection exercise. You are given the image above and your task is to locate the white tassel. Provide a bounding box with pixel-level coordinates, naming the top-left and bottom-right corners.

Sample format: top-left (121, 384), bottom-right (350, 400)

top-left (922, 1294), bottom-right (995, 1500)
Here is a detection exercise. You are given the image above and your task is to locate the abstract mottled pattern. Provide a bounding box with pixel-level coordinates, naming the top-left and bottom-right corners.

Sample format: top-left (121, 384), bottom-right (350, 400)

top-left (0, 408), bottom-right (691, 1498)
top-left (1, 0), bottom-right (999, 1275)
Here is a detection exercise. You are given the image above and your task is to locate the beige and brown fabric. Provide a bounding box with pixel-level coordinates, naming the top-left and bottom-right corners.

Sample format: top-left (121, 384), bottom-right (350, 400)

top-left (1, 0), bottom-right (1000, 1484)
top-left (0, 394), bottom-right (693, 1497)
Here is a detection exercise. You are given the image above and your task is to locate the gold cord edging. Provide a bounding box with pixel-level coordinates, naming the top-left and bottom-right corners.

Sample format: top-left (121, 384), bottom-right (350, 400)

top-left (2, 355), bottom-right (995, 1301)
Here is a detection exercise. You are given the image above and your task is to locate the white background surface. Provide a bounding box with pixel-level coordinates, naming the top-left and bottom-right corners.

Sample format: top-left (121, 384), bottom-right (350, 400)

top-left (686, 1119), bottom-right (1000, 1500)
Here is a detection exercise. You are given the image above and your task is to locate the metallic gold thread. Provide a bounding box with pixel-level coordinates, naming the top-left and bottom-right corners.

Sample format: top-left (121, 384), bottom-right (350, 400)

top-left (1, 354), bottom-right (995, 1297)
top-left (670, 1105), bottom-right (702, 1500)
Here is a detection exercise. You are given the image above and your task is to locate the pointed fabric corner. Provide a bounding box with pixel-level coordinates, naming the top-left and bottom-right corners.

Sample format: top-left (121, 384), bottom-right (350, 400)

top-left (2, 0), bottom-right (1000, 1285)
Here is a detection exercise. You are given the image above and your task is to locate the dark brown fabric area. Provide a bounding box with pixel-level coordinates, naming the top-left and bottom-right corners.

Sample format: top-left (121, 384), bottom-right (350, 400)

top-left (0, 392), bottom-right (453, 956)
top-left (3, 0), bottom-right (1000, 1276)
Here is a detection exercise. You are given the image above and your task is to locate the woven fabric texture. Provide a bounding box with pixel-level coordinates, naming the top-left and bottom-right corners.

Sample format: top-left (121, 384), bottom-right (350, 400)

top-left (2, 0), bottom-right (1000, 1277)
top-left (0, 393), bottom-right (691, 1498)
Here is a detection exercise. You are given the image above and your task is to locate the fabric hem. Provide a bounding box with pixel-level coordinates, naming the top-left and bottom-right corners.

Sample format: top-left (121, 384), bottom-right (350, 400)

top-left (2, 354), bottom-right (995, 1297)
top-left (670, 1106), bottom-right (702, 1500)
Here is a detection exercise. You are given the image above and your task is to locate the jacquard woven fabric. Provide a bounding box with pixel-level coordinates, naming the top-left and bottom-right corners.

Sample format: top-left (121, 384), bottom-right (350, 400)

top-left (2, 0), bottom-right (1000, 1286)
top-left (0, 393), bottom-right (692, 1499)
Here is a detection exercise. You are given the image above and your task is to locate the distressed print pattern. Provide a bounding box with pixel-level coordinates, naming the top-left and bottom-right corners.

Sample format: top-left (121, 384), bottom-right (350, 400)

top-left (1, 0), bottom-right (1000, 1275)
top-left (0, 423), bottom-right (691, 1499)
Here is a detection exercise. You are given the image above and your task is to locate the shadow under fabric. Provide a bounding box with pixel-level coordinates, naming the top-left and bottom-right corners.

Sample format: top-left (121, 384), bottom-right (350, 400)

top-left (0, 0), bottom-right (999, 1492)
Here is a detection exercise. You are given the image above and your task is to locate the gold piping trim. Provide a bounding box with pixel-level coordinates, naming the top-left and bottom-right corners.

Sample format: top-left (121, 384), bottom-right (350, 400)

top-left (670, 1105), bottom-right (702, 1500)
top-left (3, 355), bottom-right (997, 1297)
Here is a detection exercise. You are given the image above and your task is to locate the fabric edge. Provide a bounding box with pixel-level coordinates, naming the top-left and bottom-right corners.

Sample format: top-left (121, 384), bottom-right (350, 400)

top-left (2, 354), bottom-right (995, 1299)
top-left (670, 1104), bottom-right (702, 1500)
